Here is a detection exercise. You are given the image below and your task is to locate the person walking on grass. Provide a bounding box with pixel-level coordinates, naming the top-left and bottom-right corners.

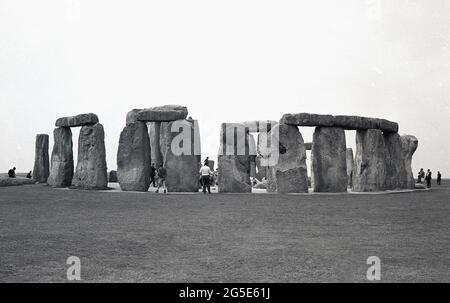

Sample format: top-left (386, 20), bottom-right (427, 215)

top-left (425, 169), bottom-right (432, 189)
top-left (437, 171), bottom-right (442, 186)
top-left (156, 163), bottom-right (167, 194)
top-left (199, 160), bottom-right (212, 194)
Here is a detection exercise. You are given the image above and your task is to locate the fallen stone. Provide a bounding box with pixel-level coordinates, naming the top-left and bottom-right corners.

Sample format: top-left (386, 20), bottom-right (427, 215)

top-left (0, 177), bottom-right (35, 187)
top-left (353, 129), bottom-right (387, 192)
top-left (32, 134), bottom-right (50, 183)
top-left (346, 148), bottom-right (354, 188)
top-left (72, 123), bottom-right (108, 190)
top-left (137, 105), bottom-right (188, 122)
top-left (55, 113), bottom-right (99, 127)
top-left (117, 122), bottom-right (151, 191)
top-left (311, 127), bottom-right (347, 192)
top-left (48, 127), bottom-right (74, 187)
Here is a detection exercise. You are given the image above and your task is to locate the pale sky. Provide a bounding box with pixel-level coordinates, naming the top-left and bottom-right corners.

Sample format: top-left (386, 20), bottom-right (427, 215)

top-left (1, 0), bottom-right (449, 176)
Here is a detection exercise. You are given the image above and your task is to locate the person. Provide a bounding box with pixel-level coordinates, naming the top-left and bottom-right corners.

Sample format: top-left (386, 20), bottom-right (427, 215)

top-left (425, 169), bottom-right (432, 189)
top-left (418, 168), bottom-right (425, 183)
top-left (199, 160), bottom-right (212, 194)
top-left (26, 171), bottom-right (32, 179)
top-left (150, 163), bottom-right (157, 187)
top-left (8, 167), bottom-right (16, 178)
top-left (437, 171), bottom-right (442, 186)
top-left (156, 163), bottom-right (167, 194)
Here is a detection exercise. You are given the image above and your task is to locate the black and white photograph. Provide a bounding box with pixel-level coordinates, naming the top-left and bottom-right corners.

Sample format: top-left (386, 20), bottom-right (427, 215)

top-left (0, 0), bottom-right (449, 291)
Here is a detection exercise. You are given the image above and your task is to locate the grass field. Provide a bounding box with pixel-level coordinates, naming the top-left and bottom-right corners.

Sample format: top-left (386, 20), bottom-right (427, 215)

top-left (0, 181), bottom-right (449, 282)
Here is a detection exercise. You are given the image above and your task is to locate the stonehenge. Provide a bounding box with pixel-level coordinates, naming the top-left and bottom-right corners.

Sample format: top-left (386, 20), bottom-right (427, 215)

top-left (117, 121), bottom-right (151, 191)
top-left (217, 123), bottom-right (252, 193)
top-left (311, 127), bottom-right (347, 193)
top-left (72, 123), bottom-right (108, 190)
top-left (32, 134), bottom-right (50, 183)
top-left (40, 108), bottom-right (417, 195)
top-left (49, 113), bottom-right (107, 190)
top-left (48, 127), bottom-right (74, 187)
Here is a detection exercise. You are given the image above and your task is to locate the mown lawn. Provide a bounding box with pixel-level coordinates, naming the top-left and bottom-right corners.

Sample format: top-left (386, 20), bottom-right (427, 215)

top-left (0, 181), bottom-right (449, 282)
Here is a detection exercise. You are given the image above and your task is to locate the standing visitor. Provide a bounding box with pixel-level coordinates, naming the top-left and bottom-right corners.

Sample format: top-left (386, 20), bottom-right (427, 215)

top-left (150, 163), bottom-right (157, 187)
top-left (437, 171), bottom-right (442, 186)
top-left (156, 163), bottom-right (167, 194)
top-left (199, 160), bottom-right (212, 194)
top-left (425, 169), bottom-right (432, 189)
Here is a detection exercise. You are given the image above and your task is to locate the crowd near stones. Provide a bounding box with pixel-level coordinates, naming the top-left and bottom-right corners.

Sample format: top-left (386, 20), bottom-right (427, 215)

top-left (17, 107), bottom-right (436, 193)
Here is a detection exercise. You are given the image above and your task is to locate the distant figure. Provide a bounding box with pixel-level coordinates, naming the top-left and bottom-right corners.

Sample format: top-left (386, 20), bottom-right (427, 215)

top-left (8, 167), bottom-right (16, 178)
top-left (26, 171), bottom-right (32, 179)
top-left (418, 168), bottom-right (425, 183)
top-left (425, 169), bottom-right (432, 189)
top-left (150, 163), bottom-right (157, 187)
top-left (437, 171), bottom-right (442, 186)
top-left (199, 162), bottom-right (212, 194)
top-left (156, 163), bottom-right (167, 194)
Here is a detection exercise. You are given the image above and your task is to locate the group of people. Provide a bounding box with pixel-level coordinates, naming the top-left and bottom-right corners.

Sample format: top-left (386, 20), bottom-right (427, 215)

top-left (149, 163), bottom-right (167, 194)
top-left (6, 167), bottom-right (34, 179)
top-left (417, 168), bottom-right (442, 188)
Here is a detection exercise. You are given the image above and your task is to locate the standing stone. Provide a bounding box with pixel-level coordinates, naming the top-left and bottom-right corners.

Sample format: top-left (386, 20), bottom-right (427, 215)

top-left (126, 109), bottom-right (142, 125)
top-left (268, 123), bottom-right (308, 193)
top-left (311, 127), bottom-right (347, 192)
top-left (249, 134), bottom-right (257, 178)
top-left (401, 135), bottom-right (418, 189)
top-left (117, 122), bottom-right (151, 191)
top-left (160, 119), bottom-right (201, 192)
top-left (217, 123), bottom-right (252, 193)
top-left (48, 128), bottom-right (74, 187)
top-left (256, 132), bottom-right (272, 181)
top-left (346, 148), bottom-right (354, 188)
top-left (148, 122), bottom-right (163, 166)
top-left (353, 129), bottom-right (387, 192)
top-left (72, 123), bottom-right (108, 190)
top-left (32, 134), bottom-right (50, 183)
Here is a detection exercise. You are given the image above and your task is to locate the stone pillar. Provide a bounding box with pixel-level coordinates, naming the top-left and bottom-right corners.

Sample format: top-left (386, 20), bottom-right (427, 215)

top-left (217, 123), bottom-right (252, 193)
top-left (268, 123), bottom-right (308, 193)
top-left (353, 129), bottom-right (387, 192)
top-left (346, 148), bottom-right (354, 188)
top-left (48, 128), bottom-right (74, 187)
top-left (32, 134), bottom-right (50, 183)
top-left (117, 122), bottom-right (151, 191)
top-left (401, 135), bottom-right (418, 189)
top-left (72, 123), bottom-right (108, 190)
top-left (148, 122), bottom-right (163, 166)
top-left (256, 132), bottom-right (270, 181)
top-left (311, 127), bottom-right (347, 192)
top-left (160, 119), bottom-right (201, 192)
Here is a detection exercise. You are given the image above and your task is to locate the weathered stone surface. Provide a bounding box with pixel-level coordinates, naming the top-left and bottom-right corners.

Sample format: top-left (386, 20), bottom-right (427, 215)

top-left (346, 148), bottom-right (354, 188)
top-left (137, 105), bottom-right (188, 122)
top-left (218, 123), bottom-right (252, 193)
top-left (48, 127), bottom-right (74, 187)
top-left (242, 120), bottom-right (278, 132)
top-left (117, 122), bottom-right (151, 191)
top-left (311, 127), bottom-right (347, 192)
top-left (108, 170), bottom-right (118, 183)
top-left (401, 135), bottom-right (418, 189)
top-left (268, 124), bottom-right (308, 193)
top-left (148, 122), bottom-right (162, 166)
top-left (72, 123), bottom-right (108, 190)
top-left (126, 109), bottom-right (142, 125)
top-left (160, 119), bottom-right (201, 192)
top-left (32, 134), bottom-right (50, 183)
top-left (281, 113), bottom-right (399, 133)
top-left (55, 113), bottom-right (99, 127)
top-left (353, 129), bottom-right (387, 192)
top-left (384, 133), bottom-right (418, 190)
top-left (256, 133), bottom-right (270, 181)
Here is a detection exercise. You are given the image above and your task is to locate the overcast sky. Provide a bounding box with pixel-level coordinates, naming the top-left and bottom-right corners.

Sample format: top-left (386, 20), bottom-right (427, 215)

top-left (1, 0), bottom-right (449, 176)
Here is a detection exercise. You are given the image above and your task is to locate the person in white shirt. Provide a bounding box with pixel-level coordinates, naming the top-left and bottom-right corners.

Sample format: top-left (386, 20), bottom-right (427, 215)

top-left (199, 162), bottom-right (212, 194)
